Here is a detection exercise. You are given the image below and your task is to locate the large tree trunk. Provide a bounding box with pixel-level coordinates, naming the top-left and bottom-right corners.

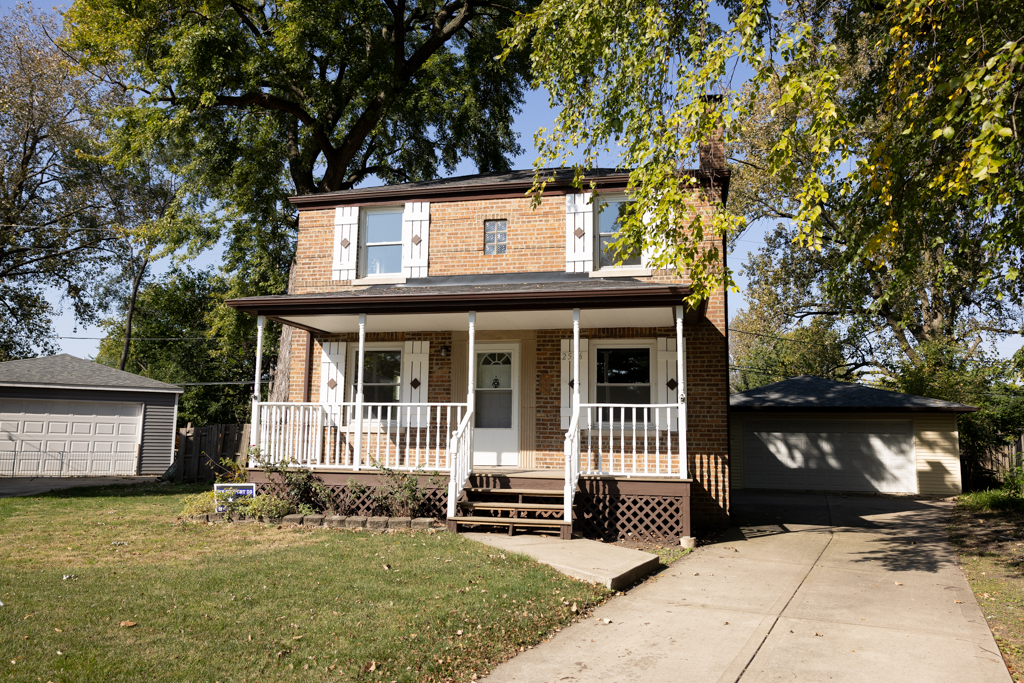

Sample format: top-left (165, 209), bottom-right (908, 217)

top-left (267, 259), bottom-right (297, 402)
top-left (119, 258), bottom-right (148, 371)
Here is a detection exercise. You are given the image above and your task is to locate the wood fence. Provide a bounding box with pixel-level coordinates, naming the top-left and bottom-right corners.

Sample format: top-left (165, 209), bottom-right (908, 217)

top-left (174, 423), bottom-right (251, 483)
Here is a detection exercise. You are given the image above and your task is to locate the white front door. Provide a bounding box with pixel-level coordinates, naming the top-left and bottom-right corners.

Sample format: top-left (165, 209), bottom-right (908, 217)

top-left (473, 344), bottom-right (519, 467)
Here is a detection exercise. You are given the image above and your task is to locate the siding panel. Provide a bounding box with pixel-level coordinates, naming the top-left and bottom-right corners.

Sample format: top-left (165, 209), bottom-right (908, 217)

top-left (915, 414), bottom-right (962, 495)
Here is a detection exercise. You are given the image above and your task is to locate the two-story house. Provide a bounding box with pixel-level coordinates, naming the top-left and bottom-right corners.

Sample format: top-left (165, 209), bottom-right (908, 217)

top-left (226, 161), bottom-right (730, 541)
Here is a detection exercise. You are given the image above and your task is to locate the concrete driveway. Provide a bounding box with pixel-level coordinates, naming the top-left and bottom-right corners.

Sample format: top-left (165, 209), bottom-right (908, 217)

top-left (0, 476), bottom-right (159, 498)
top-left (484, 491), bottom-right (1011, 683)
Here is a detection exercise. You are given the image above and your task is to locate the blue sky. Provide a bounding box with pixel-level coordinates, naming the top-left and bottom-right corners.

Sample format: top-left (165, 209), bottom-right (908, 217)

top-left (13, 1), bottom-right (1017, 364)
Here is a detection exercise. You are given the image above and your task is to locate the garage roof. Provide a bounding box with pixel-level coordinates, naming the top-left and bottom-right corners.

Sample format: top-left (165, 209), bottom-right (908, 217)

top-left (0, 354), bottom-right (183, 394)
top-left (730, 375), bottom-right (977, 413)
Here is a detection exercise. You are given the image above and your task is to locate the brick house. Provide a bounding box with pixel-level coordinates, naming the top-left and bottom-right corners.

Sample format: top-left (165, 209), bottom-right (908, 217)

top-left (226, 163), bottom-right (730, 541)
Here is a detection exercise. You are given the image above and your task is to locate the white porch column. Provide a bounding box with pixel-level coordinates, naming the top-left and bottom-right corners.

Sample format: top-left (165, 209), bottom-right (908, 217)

top-left (249, 315), bottom-right (265, 451)
top-left (572, 309), bottom-right (581, 411)
top-left (354, 313), bottom-right (366, 470)
top-left (676, 306), bottom-right (687, 479)
top-left (467, 311), bottom-right (476, 465)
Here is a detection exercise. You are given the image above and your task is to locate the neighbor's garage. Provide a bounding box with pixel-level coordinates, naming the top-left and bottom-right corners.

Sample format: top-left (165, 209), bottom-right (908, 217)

top-left (730, 376), bottom-right (977, 495)
top-left (0, 355), bottom-right (182, 477)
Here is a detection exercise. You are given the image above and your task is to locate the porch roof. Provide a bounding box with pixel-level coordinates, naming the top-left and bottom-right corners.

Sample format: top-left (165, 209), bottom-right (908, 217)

top-left (225, 275), bottom-right (700, 334)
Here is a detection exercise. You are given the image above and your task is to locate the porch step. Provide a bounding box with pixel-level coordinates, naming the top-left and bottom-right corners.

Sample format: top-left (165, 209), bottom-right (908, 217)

top-left (464, 488), bottom-right (562, 497)
top-left (448, 516), bottom-right (572, 540)
top-left (458, 501), bottom-right (564, 512)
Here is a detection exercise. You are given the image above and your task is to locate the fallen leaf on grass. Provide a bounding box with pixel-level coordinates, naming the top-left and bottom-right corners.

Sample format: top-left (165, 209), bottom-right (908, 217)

top-left (119, 621), bottom-right (136, 628)
top-left (570, 603), bottom-right (578, 613)
top-left (456, 629), bottom-right (463, 636)
top-left (292, 635), bottom-right (303, 641)
top-left (382, 564), bottom-right (390, 571)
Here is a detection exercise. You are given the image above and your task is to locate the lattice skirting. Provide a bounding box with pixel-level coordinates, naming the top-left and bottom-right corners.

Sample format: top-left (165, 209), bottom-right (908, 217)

top-left (574, 488), bottom-right (691, 542)
top-left (253, 481), bottom-right (448, 519)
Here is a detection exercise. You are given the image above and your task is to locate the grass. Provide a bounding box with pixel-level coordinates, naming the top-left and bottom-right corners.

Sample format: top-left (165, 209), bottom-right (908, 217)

top-left (949, 492), bottom-right (1024, 682)
top-left (958, 488), bottom-right (1024, 513)
top-left (0, 483), bottom-right (610, 682)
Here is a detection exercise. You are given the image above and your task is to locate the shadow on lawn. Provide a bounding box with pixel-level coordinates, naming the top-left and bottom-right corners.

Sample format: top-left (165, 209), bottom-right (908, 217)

top-left (43, 482), bottom-right (210, 500)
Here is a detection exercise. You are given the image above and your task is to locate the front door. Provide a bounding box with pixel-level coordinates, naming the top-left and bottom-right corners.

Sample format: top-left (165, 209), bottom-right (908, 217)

top-left (473, 344), bottom-right (519, 467)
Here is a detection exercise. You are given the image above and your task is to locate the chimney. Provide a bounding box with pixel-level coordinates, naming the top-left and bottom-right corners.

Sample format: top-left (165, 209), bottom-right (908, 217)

top-left (698, 94), bottom-right (725, 174)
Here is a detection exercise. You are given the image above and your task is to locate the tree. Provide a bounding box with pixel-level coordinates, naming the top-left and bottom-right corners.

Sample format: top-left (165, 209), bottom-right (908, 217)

top-left (96, 267), bottom-right (276, 426)
top-left (0, 5), bottom-right (121, 360)
top-left (729, 311), bottom-right (853, 392)
top-left (65, 0), bottom-right (537, 395)
top-left (501, 0), bottom-right (1022, 304)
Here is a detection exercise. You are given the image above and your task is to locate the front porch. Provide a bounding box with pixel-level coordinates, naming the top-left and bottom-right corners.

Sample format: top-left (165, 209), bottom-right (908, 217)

top-left (230, 277), bottom-right (715, 541)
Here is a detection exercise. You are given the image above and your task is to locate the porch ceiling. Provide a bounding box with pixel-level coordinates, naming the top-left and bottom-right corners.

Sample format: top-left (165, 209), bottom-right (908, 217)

top-left (276, 307), bottom-right (676, 333)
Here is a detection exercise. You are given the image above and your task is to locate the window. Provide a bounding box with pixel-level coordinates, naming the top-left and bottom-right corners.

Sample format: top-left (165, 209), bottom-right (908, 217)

top-left (596, 198), bottom-right (640, 269)
top-left (360, 350), bottom-right (401, 417)
top-left (475, 352), bottom-right (513, 428)
top-left (483, 219), bottom-right (507, 255)
top-left (594, 347), bottom-right (650, 421)
top-left (361, 208), bottom-right (403, 276)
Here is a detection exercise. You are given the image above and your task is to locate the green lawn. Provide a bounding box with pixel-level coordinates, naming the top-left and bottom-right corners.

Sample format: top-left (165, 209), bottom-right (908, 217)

top-left (0, 484), bottom-right (609, 682)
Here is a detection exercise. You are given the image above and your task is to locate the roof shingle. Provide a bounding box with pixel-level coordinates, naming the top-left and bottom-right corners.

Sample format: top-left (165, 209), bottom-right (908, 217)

top-left (0, 354), bottom-right (183, 393)
top-left (730, 375), bottom-right (977, 413)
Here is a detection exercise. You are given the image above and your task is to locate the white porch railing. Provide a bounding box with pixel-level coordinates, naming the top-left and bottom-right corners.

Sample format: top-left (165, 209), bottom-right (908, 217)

top-left (446, 409), bottom-right (475, 517)
top-left (254, 401), bottom-right (467, 471)
top-left (565, 403), bottom-right (686, 478)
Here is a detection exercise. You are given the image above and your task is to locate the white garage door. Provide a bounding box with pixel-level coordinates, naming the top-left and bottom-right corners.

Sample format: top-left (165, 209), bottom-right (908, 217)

top-left (0, 398), bottom-right (142, 476)
top-left (742, 419), bottom-right (916, 493)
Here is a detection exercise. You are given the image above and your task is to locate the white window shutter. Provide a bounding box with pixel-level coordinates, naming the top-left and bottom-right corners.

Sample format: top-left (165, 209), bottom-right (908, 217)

top-left (565, 193), bottom-right (593, 273)
top-left (656, 337), bottom-right (683, 430)
top-left (402, 202), bottom-right (430, 278)
top-left (333, 207), bottom-right (359, 280)
top-left (559, 338), bottom-right (589, 429)
top-left (641, 210), bottom-right (654, 269)
top-left (320, 341), bottom-right (348, 404)
top-left (400, 341), bottom-right (430, 426)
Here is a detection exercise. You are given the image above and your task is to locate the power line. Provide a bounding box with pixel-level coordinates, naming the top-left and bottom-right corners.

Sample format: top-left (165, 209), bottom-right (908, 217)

top-left (58, 336), bottom-right (225, 341)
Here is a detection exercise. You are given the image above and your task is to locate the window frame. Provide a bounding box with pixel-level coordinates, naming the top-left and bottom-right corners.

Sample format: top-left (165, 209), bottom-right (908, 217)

top-left (593, 193), bottom-right (642, 271)
top-left (359, 206), bottom-right (405, 279)
top-left (483, 219), bottom-right (508, 256)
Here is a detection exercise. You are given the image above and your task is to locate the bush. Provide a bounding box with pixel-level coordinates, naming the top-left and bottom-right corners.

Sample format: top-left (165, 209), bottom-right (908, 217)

top-left (245, 494), bottom-right (295, 519)
top-left (249, 448), bottom-right (335, 513)
top-left (180, 491), bottom-right (216, 516)
top-left (363, 460), bottom-right (441, 517)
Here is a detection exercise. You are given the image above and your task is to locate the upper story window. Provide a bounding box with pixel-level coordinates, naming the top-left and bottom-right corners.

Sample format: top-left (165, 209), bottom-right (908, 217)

top-left (361, 208), bottom-right (403, 277)
top-left (483, 219), bottom-right (508, 255)
top-left (596, 197), bottom-right (641, 269)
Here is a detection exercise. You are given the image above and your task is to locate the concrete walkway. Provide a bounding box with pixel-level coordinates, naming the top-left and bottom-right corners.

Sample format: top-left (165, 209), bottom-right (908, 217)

top-left (464, 532), bottom-right (661, 590)
top-left (0, 476), bottom-right (159, 498)
top-left (484, 491), bottom-right (1011, 683)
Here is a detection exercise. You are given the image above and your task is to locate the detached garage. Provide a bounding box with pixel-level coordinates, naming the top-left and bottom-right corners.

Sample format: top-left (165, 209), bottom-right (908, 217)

top-left (0, 354), bottom-right (182, 477)
top-left (730, 376), bottom-right (976, 495)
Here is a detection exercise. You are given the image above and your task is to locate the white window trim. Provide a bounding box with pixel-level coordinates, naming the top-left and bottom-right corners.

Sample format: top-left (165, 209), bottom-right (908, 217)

top-left (347, 342), bottom-right (403, 429)
top-left (589, 339), bottom-right (659, 430)
top-left (359, 206), bottom-right (405, 279)
top-left (593, 192), bottom-right (643, 272)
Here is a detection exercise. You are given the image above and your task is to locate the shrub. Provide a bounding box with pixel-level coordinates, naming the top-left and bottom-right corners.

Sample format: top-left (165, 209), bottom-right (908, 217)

top-left (364, 460), bottom-right (441, 517)
top-left (245, 494), bottom-right (294, 519)
top-left (180, 491), bottom-right (216, 517)
top-left (249, 448), bottom-right (335, 513)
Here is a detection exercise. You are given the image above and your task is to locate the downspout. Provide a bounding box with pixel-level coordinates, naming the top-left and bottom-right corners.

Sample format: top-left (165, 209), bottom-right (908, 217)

top-left (676, 306), bottom-right (687, 479)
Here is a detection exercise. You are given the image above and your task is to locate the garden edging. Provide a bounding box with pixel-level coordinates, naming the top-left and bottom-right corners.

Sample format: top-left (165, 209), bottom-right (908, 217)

top-left (187, 512), bottom-right (445, 531)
